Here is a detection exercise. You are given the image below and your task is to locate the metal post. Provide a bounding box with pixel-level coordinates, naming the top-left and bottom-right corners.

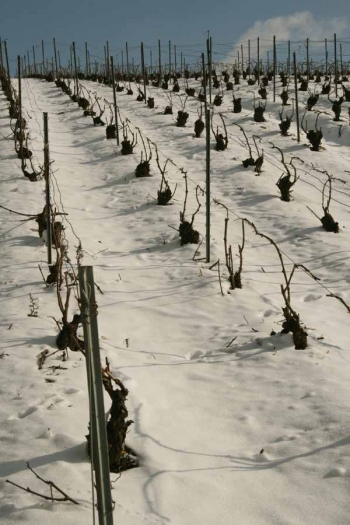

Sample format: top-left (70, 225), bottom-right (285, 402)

top-left (205, 107), bottom-right (210, 263)
top-left (287, 41), bottom-right (291, 76)
top-left (168, 40), bottom-right (171, 76)
top-left (201, 51), bottom-right (210, 264)
top-left (241, 44), bottom-right (244, 74)
top-left (85, 42), bottom-right (89, 77)
top-left (273, 35), bottom-right (276, 102)
top-left (0, 38), bottom-right (3, 76)
top-left (72, 41), bottom-right (79, 96)
top-left (257, 37), bottom-right (260, 83)
top-left (110, 57), bottom-right (120, 146)
top-left (126, 42), bottom-right (130, 87)
top-left (32, 45), bottom-right (37, 75)
top-left (174, 45), bottom-right (177, 75)
top-left (207, 38), bottom-right (212, 104)
top-left (306, 38), bottom-right (309, 83)
top-left (17, 56), bottom-right (24, 169)
top-left (293, 53), bottom-right (300, 143)
top-left (69, 45), bottom-right (73, 79)
top-left (78, 266), bottom-right (114, 525)
top-left (325, 38), bottom-right (328, 76)
top-left (53, 38), bottom-right (58, 79)
top-left (202, 53), bottom-right (207, 103)
top-left (0, 38), bottom-right (2, 75)
top-left (106, 40), bottom-right (110, 83)
top-left (340, 43), bottom-right (343, 77)
top-left (58, 50), bottom-right (61, 74)
top-left (43, 113), bottom-right (52, 265)
top-left (210, 37), bottom-right (213, 99)
top-left (41, 40), bottom-right (45, 75)
top-left (141, 42), bottom-right (147, 103)
top-left (158, 39), bottom-right (162, 82)
top-left (334, 33), bottom-right (338, 96)
top-left (27, 50), bottom-right (31, 76)
top-left (248, 39), bottom-right (250, 74)
top-left (4, 40), bottom-right (10, 81)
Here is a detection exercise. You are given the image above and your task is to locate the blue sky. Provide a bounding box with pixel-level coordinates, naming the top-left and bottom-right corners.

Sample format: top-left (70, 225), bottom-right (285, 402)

top-left (1, 0), bottom-right (349, 71)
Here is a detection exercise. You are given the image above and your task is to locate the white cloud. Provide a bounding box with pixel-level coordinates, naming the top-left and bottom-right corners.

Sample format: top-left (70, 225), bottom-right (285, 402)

top-left (226, 11), bottom-right (350, 62)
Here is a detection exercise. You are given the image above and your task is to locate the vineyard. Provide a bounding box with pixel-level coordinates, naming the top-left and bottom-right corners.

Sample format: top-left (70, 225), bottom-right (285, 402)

top-left (1, 36), bottom-right (350, 525)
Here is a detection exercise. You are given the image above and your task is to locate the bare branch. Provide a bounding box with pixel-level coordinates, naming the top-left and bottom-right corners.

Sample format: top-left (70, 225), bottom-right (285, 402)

top-left (6, 463), bottom-right (79, 505)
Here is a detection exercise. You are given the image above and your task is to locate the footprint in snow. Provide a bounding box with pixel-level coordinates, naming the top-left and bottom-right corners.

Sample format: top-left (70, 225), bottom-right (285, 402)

top-left (263, 309), bottom-right (276, 317)
top-left (302, 293), bottom-right (323, 302)
top-left (274, 434), bottom-right (299, 443)
top-left (324, 467), bottom-right (347, 478)
top-left (36, 428), bottom-right (53, 440)
top-left (63, 387), bottom-right (80, 395)
top-left (189, 350), bottom-right (204, 360)
top-left (8, 405), bottom-right (38, 419)
top-left (301, 391), bottom-right (316, 399)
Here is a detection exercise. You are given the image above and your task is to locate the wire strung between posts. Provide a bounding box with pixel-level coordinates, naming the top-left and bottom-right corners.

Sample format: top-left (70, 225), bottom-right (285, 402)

top-left (63, 79), bottom-right (349, 308)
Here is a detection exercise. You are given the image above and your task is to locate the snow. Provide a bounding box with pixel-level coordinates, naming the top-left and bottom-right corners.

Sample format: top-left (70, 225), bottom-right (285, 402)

top-left (1, 72), bottom-right (350, 525)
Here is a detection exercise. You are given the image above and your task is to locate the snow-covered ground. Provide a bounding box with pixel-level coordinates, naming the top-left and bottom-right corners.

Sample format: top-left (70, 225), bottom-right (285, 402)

top-left (1, 73), bottom-right (350, 525)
